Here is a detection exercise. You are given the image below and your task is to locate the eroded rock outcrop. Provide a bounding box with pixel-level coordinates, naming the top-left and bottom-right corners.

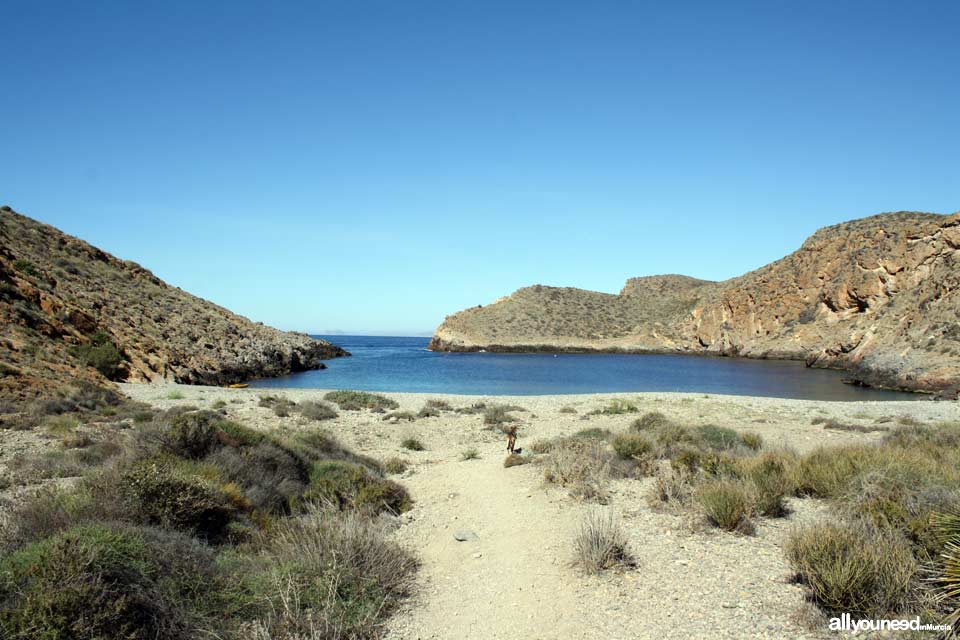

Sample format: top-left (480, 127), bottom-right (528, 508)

top-left (0, 207), bottom-right (347, 401)
top-left (430, 211), bottom-right (960, 394)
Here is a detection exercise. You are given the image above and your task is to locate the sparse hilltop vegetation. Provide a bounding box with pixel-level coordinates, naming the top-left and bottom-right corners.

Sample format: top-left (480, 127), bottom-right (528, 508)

top-left (430, 211), bottom-right (960, 395)
top-left (0, 206), bottom-right (347, 405)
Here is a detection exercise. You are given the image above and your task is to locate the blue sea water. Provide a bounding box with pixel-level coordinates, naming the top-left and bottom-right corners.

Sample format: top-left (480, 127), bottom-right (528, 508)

top-left (247, 336), bottom-right (921, 401)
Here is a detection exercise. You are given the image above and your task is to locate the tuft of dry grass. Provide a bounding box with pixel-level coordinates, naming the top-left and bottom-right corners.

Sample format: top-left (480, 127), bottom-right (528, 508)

top-left (647, 466), bottom-right (694, 510)
top-left (573, 509), bottom-right (635, 573)
top-left (383, 457), bottom-right (408, 475)
top-left (460, 448), bottom-right (480, 461)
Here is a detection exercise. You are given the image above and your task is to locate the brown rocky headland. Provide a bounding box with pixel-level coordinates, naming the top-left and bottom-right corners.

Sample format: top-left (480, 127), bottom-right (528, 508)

top-left (0, 206), bottom-right (347, 404)
top-left (430, 211), bottom-right (960, 395)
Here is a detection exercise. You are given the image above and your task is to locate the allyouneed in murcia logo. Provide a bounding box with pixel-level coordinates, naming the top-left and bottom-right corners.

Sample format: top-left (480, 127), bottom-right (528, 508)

top-left (829, 613), bottom-right (953, 634)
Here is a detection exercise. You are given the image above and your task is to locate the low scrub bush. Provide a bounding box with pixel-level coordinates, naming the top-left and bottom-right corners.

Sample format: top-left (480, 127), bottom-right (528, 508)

top-left (573, 427), bottom-right (612, 440)
top-left (121, 459), bottom-right (242, 543)
top-left (696, 424), bottom-right (746, 451)
top-left (298, 400), bottom-right (337, 421)
top-left (590, 399), bottom-right (639, 415)
top-left (573, 510), bottom-right (634, 573)
top-left (68, 330), bottom-right (125, 380)
top-left (323, 390), bottom-right (398, 411)
top-left (648, 466), bottom-right (694, 509)
top-left (401, 437), bottom-right (425, 451)
top-left (250, 507), bottom-right (417, 638)
top-left (461, 447), bottom-right (480, 461)
top-left (785, 520), bottom-right (917, 617)
top-left (611, 432), bottom-right (654, 465)
top-left (482, 404), bottom-right (517, 426)
top-left (301, 460), bottom-right (411, 515)
top-left (383, 457), bottom-right (408, 474)
top-left (383, 410), bottom-right (416, 422)
top-left (697, 478), bottom-right (754, 532)
top-left (0, 523), bottom-right (236, 640)
top-left (631, 411), bottom-right (671, 431)
top-left (741, 451), bottom-right (795, 517)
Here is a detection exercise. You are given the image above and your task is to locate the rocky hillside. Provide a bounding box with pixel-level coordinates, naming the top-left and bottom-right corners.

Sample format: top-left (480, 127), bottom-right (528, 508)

top-left (430, 211), bottom-right (960, 394)
top-left (0, 206), bottom-right (347, 402)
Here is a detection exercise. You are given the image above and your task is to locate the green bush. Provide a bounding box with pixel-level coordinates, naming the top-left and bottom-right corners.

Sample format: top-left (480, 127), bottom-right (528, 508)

top-left (0, 523), bottom-right (234, 639)
top-left (121, 460), bottom-right (241, 543)
top-left (12, 258), bottom-right (36, 276)
top-left (401, 437), bottom-right (425, 451)
top-left (461, 447), bottom-right (480, 461)
top-left (631, 411), bottom-right (671, 431)
top-left (323, 390), bottom-right (398, 411)
top-left (611, 432), bottom-right (653, 461)
top-left (301, 460), bottom-right (411, 514)
top-left (785, 520), bottom-right (917, 617)
top-left (68, 330), bottom-right (125, 379)
top-left (792, 446), bottom-right (871, 498)
top-left (742, 452), bottom-right (794, 517)
top-left (697, 479), bottom-right (753, 532)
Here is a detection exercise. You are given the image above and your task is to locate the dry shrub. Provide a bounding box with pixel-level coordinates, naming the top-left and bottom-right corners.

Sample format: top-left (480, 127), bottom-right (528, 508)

top-left (382, 411), bottom-right (416, 423)
top-left (298, 401), bottom-right (337, 421)
top-left (631, 411), bottom-right (671, 432)
top-left (247, 506), bottom-right (417, 639)
top-left (542, 438), bottom-right (616, 503)
top-left (696, 478), bottom-right (754, 533)
top-left (740, 451), bottom-right (796, 517)
top-left (785, 520), bottom-right (917, 617)
top-left (647, 466), bottom-right (694, 510)
top-left (573, 509), bottom-right (635, 573)
top-left (382, 457), bottom-right (408, 474)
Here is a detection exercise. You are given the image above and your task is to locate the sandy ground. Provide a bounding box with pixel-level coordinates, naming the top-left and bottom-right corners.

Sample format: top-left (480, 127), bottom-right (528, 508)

top-left (114, 384), bottom-right (958, 639)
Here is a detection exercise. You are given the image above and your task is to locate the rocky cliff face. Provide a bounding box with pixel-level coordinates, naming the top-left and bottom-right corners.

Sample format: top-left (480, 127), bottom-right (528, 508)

top-left (430, 211), bottom-right (960, 394)
top-left (0, 207), bottom-right (347, 402)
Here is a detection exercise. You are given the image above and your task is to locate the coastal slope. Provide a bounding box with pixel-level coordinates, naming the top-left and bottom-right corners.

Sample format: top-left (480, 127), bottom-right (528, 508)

top-left (0, 206), bottom-right (347, 401)
top-left (430, 211), bottom-right (960, 394)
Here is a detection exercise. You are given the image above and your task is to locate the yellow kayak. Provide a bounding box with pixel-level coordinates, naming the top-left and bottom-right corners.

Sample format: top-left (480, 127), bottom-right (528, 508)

top-left (227, 383), bottom-right (249, 389)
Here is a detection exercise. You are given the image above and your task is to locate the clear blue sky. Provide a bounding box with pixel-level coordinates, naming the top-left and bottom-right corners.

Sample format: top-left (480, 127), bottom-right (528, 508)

top-left (3, 1), bottom-right (958, 335)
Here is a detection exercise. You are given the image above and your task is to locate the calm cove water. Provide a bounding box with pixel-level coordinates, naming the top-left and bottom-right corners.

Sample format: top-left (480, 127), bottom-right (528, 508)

top-left (247, 336), bottom-right (921, 401)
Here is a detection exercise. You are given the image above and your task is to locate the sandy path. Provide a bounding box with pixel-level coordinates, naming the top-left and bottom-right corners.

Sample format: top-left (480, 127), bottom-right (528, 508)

top-left (386, 448), bottom-right (587, 640)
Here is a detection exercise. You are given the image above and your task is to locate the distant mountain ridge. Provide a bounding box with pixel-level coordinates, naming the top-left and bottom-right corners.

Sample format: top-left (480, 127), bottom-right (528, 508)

top-left (0, 206), bottom-right (347, 401)
top-left (430, 211), bottom-right (960, 395)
